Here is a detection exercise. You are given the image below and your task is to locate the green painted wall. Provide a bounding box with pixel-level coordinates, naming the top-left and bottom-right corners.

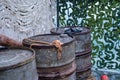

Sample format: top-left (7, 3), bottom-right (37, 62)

top-left (58, 0), bottom-right (120, 71)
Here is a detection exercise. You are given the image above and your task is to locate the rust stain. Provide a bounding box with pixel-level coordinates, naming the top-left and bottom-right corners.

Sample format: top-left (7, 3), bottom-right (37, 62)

top-left (38, 61), bottom-right (76, 79)
top-left (0, 34), bottom-right (23, 48)
top-left (24, 39), bottom-right (63, 60)
top-left (52, 40), bottom-right (63, 60)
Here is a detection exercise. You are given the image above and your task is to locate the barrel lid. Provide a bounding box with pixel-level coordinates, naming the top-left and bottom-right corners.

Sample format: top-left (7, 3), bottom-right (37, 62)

top-left (50, 26), bottom-right (91, 35)
top-left (23, 34), bottom-right (75, 49)
top-left (0, 48), bottom-right (35, 70)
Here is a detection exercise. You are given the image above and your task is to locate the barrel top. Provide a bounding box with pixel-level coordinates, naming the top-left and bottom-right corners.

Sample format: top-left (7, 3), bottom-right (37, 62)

top-left (50, 26), bottom-right (91, 35)
top-left (0, 48), bottom-right (35, 70)
top-left (23, 34), bottom-right (75, 48)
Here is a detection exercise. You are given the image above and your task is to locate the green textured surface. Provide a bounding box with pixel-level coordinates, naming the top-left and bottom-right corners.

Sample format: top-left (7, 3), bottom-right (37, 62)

top-left (58, 0), bottom-right (120, 71)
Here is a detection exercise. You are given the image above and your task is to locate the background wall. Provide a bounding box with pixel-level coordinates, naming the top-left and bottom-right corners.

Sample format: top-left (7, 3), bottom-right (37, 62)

top-left (58, 0), bottom-right (120, 72)
top-left (0, 0), bottom-right (56, 41)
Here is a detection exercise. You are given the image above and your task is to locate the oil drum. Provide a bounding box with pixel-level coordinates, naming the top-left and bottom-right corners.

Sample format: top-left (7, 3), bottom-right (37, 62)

top-left (50, 26), bottom-right (92, 79)
top-left (0, 48), bottom-right (38, 80)
top-left (23, 34), bottom-right (76, 80)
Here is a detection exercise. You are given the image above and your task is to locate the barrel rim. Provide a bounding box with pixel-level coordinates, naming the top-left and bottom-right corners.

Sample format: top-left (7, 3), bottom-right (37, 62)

top-left (75, 47), bottom-right (92, 57)
top-left (50, 26), bottom-right (91, 35)
top-left (22, 34), bottom-right (75, 49)
top-left (38, 61), bottom-right (76, 78)
top-left (76, 68), bottom-right (92, 79)
top-left (76, 63), bottom-right (92, 73)
top-left (0, 47), bottom-right (35, 70)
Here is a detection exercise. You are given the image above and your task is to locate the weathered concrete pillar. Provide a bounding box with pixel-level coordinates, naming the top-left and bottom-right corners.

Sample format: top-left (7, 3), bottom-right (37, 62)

top-left (0, 0), bottom-right (56, 41)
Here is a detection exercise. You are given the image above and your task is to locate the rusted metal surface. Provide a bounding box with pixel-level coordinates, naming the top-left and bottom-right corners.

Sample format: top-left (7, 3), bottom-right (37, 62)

top-left (38, 61), bottom-right (76, 80)
top-left (76, 50), bottom-right (92, 79)
top-left (76, 69), bottom-right (92, 80)
top-left (50, 27), bottom-right (91, 35)
top-left (50, 27), bottom-right (92, 79)
top-left (87, 75), bottom-right (96, 80)
top-left (50, 27), bottom-right (91, 53)
top-left (23, 34), bottom-right (76, 80)
top-left (0, 48), bottom-right (38, 80)
top-left (76, 49), bottom-right (92, 73)
top-left (23, 34), bottom-right (75, 67)
top-left (23, 34), bottom-right (75, 49)
top-left (39, 72), bottom-right (76, 80)
top-left (0, 34), bottom-right (23, 48)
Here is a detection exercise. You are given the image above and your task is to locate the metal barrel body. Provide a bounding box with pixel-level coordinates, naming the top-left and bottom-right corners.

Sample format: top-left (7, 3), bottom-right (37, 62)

top-left (23, 34), bottom-right (76, 80)
top-left (73, 27), bottom-right (92, 78)
top-left (50, 27), bottom-right (92, 79)
top-left (0, 48), bottom-right (38, 80)
top-left (76, 51), bottom-right (92, 79)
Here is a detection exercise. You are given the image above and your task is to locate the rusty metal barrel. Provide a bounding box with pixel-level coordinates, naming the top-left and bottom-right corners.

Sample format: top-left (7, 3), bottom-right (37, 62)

top-left (50, 26), bottom-right (92, 79)
top-left (23, 34), bottom-right (76, 80)
top-left (0, 48), bottom-right (38, 80)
